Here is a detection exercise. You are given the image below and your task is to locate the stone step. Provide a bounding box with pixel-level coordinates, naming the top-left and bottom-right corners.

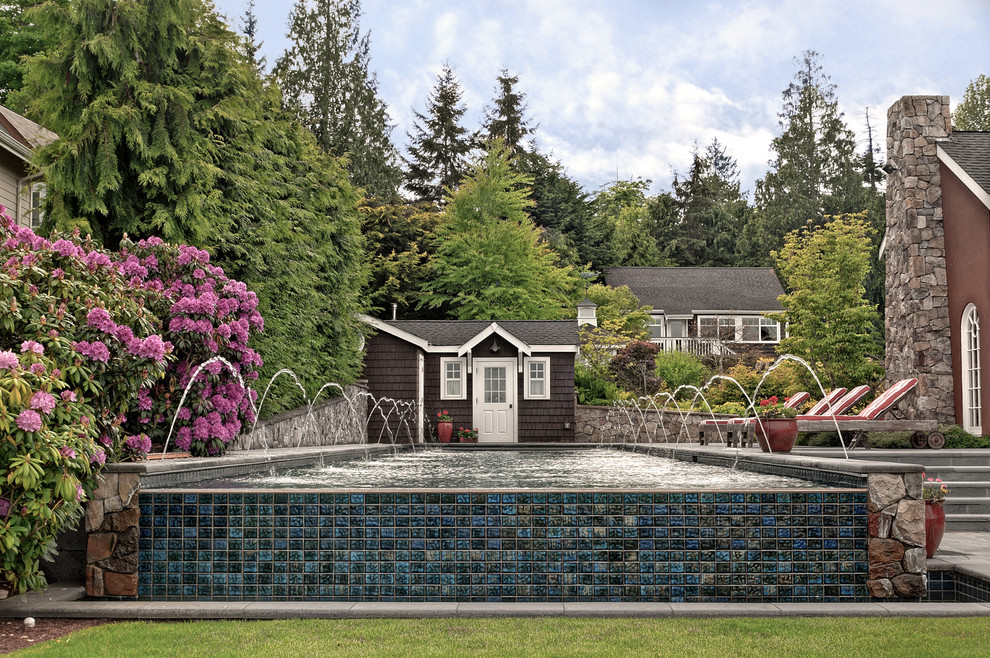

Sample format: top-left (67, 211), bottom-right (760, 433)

top-left (943, 497), bottom-right (990, 514)
top-left (945, 513), bottom-right (990, 531)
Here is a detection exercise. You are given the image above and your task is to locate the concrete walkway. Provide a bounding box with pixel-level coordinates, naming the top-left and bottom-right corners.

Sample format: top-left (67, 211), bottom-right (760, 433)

top-left (2, 532), bottom-right (989, 619)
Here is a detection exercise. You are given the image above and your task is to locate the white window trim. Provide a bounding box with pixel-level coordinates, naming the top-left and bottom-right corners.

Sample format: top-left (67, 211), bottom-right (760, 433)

top-left (962, 303), bottom-right (982, 435)
top-left (440, 356), bottom-right (466, 400)
top-left (29, 182), bottom-right (46, 230)
top-left (697, 315), bottom-right (783, 344)
top-left (523, 356), bottom-right (551, 400)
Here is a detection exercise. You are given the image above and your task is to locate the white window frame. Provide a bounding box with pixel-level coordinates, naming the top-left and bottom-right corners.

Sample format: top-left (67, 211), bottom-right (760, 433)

top-left (698, 315), bottom-right (782, 344)
top-left (962, 303), bottom-right (982, 435)
top-left (29, 182), bottom-right (46, 230)
top-left (524, 356), bottom-right (551, 400)
top-left (648, 314), bottom-right (665, 340)
top-left (440, 357), bottom-right (466, 400)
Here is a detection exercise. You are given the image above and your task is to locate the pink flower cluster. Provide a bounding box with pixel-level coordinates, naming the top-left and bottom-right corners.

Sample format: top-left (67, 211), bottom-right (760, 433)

top-left (0, 350), bottom-right (18, 370)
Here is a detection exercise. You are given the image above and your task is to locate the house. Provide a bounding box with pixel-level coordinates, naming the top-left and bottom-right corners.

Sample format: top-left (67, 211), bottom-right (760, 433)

top-left (0, 105), bottom-right (56, 229)
top-left (604, 266), bottom-right (786, 357)
top-left (884, 95), bottom-right (990, 435)
top-left (360, 316), bottom-right (580, 443)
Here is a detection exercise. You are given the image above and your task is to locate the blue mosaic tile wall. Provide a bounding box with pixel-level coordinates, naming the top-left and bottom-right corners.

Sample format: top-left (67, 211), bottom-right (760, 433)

top-left (137, 490), bottom-right (870, 602)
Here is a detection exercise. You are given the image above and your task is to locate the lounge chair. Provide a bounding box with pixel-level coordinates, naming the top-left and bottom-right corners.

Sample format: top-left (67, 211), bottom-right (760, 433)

top-left (762, 378), bottom-right (942, 449)
top-left (697, 391), bottom-right (810, 447)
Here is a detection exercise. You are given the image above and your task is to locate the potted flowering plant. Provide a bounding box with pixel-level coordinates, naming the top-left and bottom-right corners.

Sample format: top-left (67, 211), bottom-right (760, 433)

top-left (436, 410), bottom-right (453, 443)
top-left (457, 427), bottom-right (479, 443)
top-left (922, 472), bottom-right (949, 558)
top-left (752, 396), bottom-right (799, 453)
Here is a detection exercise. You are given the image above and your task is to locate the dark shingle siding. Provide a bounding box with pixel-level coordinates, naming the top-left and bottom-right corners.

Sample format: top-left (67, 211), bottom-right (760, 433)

top-left (604, 267), bottom-right (785, 314)
top-left (940, 132), bottom-right (990, 198)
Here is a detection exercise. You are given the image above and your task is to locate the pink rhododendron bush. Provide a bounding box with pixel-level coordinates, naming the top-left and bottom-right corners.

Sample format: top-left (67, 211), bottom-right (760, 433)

top-left (0, 209), bottom-right (263, 594)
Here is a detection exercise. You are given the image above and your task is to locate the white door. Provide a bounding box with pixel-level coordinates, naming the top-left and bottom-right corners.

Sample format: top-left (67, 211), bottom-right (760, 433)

top-left (473, 358), bottom-right (516, 443)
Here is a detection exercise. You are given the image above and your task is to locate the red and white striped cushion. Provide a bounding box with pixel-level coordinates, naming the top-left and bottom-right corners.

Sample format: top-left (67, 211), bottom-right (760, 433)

top-left (806, 388), bottom-right (847, 416)
top-left (859, 378), bottom-right (918, 420)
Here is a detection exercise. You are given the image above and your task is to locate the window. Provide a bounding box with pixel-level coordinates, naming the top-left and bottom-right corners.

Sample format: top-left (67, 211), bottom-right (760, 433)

top-left (649, 315), bottom-right (664, 339)
top-left (963, 304), bottom-right (982, 435)
top-left (29, 182), bottom-right (46, 230)
top-left (701, 315), bottom-right (781, 343)
top-left (440, 357), bottom-right (466, 400)
top-left (524, 357), bottom-right (550, 400)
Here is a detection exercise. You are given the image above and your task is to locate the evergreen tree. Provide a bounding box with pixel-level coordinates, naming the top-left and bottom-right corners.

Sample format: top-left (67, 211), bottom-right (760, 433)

top-left (360, 199), bottom-right (441, 319)
top-left (274, 0), bottom-right (401, 200)
top-left (240, 0), bottom-right (265, 73)
top-left (481, 69), bottom-right (534, 155)
top-left (421, 142), bottom-right (581, 319)
top-left (666, 139), bottom-right (748, 266)
top-left (405, 64), bottom-right (474, 204)
top-left (954, 74), bottom-right (990, 131)
top-left (590, 180), bottom-right (667, 268)
top-left (18, 0), bottom-right (254, 247)
top-left (748, 51), bottom-right (865, 264)
top-left (0, 0), bottom-right (68, 108)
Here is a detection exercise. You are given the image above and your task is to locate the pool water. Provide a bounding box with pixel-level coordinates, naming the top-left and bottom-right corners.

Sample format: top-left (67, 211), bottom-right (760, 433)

top-left (198, 447), bottom-right (828, 490)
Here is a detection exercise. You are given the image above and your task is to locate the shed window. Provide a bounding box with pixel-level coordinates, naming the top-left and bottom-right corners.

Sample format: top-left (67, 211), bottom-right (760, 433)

top-left (524, 357), bottom-right (550, 400)
top-left (440, 357), bottom-right (466, 400)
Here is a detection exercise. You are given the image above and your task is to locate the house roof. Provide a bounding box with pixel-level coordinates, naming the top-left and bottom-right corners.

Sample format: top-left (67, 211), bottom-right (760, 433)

top-left (938, 131), bottom-right (990, 209)
top-left (362, 316), bottom-right (580, 352)
top-left (604, 266), bottom-right (785, 315)
top-left (0, 105), bottom-right (56, 156)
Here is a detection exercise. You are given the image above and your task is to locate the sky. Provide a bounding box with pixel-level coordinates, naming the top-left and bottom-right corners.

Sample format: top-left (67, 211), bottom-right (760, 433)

top-left (211, 0), bottom-right (990, 197)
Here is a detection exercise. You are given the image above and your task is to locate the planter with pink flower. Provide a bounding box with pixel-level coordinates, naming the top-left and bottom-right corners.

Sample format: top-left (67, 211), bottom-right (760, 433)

top-left (922, 472), bottom-right (949, 558)
top-left (752, 396), bottom-right (799, 453)
top-left (436, 410), bottom-right (453, 443)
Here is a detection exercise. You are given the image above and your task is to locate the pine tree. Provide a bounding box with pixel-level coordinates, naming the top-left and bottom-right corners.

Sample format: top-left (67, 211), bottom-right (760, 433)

top-left (19, 0), bottom-right (254, 247)
top-left (240, 0), bottom-right (265, 73)
top-left (421, 142), bottom-right (581, 319)
top-left (405, 64), bottom-right (474, 204)
top-left (274, 0), bottom-right (401, 200)
top-left (481, 69), bottom-right (534, 155)
top-left (666, 139), bottom-right (748, 266)
top-left (749, 51), bottom-right (865, 263)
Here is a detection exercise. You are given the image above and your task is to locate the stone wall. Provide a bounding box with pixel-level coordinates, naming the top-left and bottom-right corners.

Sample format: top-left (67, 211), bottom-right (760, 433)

top-left (885, 95), bottom-right (955, 422)
top-left (228, 382), bottom-right (369, 451)
top-left (575, 404), bottom-right (719, 443)
top-left (86, 470), bottom-right (141, 597)
top-left (867, 471), bottom-right (927, 597)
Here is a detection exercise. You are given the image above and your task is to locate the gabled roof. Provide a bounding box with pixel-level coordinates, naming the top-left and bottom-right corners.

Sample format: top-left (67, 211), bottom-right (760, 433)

top-left (938, 131), bottom-right (990, 211)
top-left (605, 267), bottom-right (785, 315)
top-left (0, 106), bottom-right (56, 160)
top-left (361, 315), bottom-right (579, 353)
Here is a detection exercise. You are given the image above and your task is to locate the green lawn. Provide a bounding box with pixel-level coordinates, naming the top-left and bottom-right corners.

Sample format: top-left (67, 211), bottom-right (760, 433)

top-left (17, 617), bottom-right (990, 657)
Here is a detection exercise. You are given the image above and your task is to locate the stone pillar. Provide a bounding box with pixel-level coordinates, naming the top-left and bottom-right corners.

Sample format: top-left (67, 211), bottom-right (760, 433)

top-left (85, 471), bottom-right (141, 598)
top-left (885, 96), bottom-right (954, 422)
top-left (866, 471), bottom-right (927, 597)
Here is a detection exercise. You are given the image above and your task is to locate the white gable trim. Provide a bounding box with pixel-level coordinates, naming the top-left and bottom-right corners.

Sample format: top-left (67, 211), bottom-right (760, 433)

top-left (457, 322), bottom-right (531, 357)
top-left (359, 314), bottom-right (430, 352)
top-left (938, 144), bottom-right (990, 212)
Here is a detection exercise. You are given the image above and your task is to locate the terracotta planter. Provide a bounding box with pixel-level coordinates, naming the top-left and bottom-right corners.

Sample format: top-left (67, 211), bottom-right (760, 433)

top-left (925, 500), bottom-right (946, 558)
top-left (437, 421), bottom-right (453, 443)
top-left (753, 418), bottom-right (799, 453)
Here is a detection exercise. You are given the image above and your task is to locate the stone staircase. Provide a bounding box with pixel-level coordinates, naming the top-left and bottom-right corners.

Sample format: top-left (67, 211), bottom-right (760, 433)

top-left (794, 448), bottom-right (990, 531)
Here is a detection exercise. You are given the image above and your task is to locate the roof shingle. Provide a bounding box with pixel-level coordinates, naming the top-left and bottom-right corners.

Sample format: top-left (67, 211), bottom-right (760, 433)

top-left (940, 131), bottom-right (990, 199)
top-left (382, 320), bottom-right (579, 347)
top-left (604, 267), bottom-right (785, 315)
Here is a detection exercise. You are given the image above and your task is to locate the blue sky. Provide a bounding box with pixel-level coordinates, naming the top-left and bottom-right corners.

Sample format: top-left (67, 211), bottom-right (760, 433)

top-left (212, 0), bottom-right (990, 197)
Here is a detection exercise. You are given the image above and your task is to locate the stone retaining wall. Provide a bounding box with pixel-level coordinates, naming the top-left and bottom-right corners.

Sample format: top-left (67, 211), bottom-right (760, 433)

top-left (575, 404), bottom-right (722, 443)
top-left (228, 382), bottom-right (369, 451)
top-left (868, 471), bottom-right (927, 597)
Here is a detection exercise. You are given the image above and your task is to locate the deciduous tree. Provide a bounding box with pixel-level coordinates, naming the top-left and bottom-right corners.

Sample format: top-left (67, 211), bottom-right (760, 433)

top-left (771, 213), bottom-right (882, 391)
top-left (953, 74), bottom-right (990, 131)
top-left (421, 142), bottom-right (581, 319)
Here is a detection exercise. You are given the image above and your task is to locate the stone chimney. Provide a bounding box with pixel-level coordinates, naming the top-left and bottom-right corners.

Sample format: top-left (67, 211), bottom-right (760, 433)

top-left (884, 96), bottom-right (954, 422)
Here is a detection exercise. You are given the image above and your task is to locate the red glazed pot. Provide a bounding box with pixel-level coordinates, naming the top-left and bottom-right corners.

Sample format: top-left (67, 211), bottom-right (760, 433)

top-left (753, 418), bottom-right (799, 453)
top-left (925, 500), bottom-right (946, 558)
top-left (437, 421), bottom-right (453, 443)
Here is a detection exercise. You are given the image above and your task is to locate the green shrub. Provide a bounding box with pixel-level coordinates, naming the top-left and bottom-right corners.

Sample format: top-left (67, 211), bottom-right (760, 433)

top-left (575, 364), bottom-right (623, 405)
top-left (942, 425), bottom-right (990, 448)
top-left (655, 350), bottom-right (710, 399)
top-left (708, 402), bottom-right (748, 416)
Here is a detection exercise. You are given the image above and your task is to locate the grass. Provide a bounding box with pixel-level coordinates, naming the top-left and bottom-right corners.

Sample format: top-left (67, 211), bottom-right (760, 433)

top-left (18, 617), bottom-right (990, 657)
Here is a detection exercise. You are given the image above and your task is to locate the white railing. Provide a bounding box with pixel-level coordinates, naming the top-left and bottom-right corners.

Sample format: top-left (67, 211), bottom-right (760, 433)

top-left (652, 337), bottom-right (734, 357)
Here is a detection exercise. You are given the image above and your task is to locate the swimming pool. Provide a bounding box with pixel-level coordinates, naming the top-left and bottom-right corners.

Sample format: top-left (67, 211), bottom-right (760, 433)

top-left (134, 446), bottom-right (872, 602)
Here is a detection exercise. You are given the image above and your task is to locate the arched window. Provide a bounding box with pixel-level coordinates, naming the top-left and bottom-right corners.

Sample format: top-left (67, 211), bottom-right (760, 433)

top-left (962, 304), bottom-right (982, 435)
